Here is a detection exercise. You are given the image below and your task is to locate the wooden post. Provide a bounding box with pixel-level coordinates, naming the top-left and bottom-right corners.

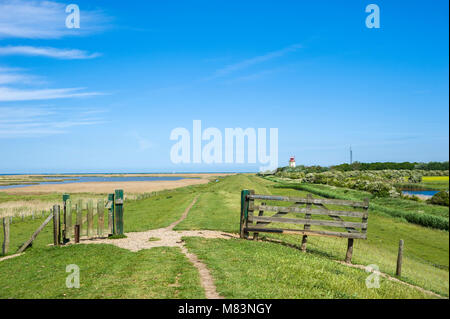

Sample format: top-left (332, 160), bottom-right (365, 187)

top-left (76, 199), bottom-right (82, 237)
top-left (62, 194), bottom-right (70, 243)
top-left (396, 239), bottom-right (404, 276)
top-left (248, 190), bottom-right (255, 239)
top-left (301, 194), bottom-right (313, 252)
top-left (66, 199), bottom-right (72, 240)
top-left (108, 193), bottom-right (115, 235)
top-left (97, 199), bottom-right (104, 237)
top-left (87, 199), bottom-right (94, 238)
top-left (52, 205), bottom-right (60, 246)
top-left (2, 217), bottom-right (10, 255)
top-left (74, 225), bottom-right (80, 243)
top-left (345, 238), bottom-right (354, 263)
top-left (114, 190), bottom-right (124, 235)
top-left (240, 189), bottom-right (250, 239)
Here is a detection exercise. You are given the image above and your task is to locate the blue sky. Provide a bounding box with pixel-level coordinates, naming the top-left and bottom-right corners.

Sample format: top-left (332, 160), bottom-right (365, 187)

top-left (0, 0), bottom-right (448, 173)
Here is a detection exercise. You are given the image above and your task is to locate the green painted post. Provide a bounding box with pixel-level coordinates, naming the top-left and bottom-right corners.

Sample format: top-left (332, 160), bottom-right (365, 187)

top-left (114, 189), bottom-right (124, 235)
top-left (108, 193), bottom-right (115, 235)
top-left (240, 189), bottom-right (250, 239)
top-left (62, 194), bottom-right (70, 244)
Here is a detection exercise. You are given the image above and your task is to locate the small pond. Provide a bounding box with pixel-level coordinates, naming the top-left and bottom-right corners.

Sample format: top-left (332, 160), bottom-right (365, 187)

top-left (401, 190), bottom-right (439, 197)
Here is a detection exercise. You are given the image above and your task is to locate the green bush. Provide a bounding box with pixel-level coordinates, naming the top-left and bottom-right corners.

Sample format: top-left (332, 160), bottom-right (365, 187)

top-left (408, 174), bottom-right (423, 183)
top-left (428, 191), bottom-right (449, 207)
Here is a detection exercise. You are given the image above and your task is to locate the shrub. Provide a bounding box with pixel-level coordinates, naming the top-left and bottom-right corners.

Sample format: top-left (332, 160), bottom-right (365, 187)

top-left (428, 191), bottom-right (449, 207)
top-left (408, 174), bottom-right (423, 183)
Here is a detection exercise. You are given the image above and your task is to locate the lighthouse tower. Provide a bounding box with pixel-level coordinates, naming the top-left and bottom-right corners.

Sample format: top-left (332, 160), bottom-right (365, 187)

top-left (289, 156), bottom-right (296, 168)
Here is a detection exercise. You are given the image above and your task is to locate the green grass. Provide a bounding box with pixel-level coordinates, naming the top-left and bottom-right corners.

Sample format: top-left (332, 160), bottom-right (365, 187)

top-left (174, 174), bottom-right (275, 232)
top-left (0, 244), bottom-right (204, 299)
top-left (0, 214), bottom-right (54, 256)
top-left (184, 237), bottom-right (434, 299)
top-left (124, 189), bottom-right (197, 232)
top-left (0, 174), bottom-right (448, 298)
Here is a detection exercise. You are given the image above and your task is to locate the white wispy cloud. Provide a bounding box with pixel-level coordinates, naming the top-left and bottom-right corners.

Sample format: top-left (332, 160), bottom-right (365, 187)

top-left (0, 66), bottom-right (44, 84)
top-left (0, 0), bottom-right (110, 39)
top-left (205, 43), bottom-right (302, 80)
top-left (0, 87), bottom-right (104, 101)
top-left (0, 46), bottom-right (101, 59)
top-left (0, 106), bottom-right (106, 138)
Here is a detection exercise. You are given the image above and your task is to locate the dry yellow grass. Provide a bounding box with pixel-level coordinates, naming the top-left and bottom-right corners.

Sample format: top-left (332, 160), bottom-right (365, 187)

top-left (0, 178), bottom-right (210, 195)
top-left (422, 176), bottom-right (449, 182)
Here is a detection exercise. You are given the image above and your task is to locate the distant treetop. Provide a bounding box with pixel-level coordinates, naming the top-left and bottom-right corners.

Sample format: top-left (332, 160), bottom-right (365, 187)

top-left (277, 161), bottom-right (449, 172)
top-left (330, 161), bottom-right (449, 171)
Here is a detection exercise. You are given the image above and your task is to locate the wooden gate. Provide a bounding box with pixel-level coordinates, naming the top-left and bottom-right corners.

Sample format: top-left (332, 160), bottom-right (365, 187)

top-left (240, 190), bottom-right (369, 263)
top-left (53, 189), bottom-right (125, 246)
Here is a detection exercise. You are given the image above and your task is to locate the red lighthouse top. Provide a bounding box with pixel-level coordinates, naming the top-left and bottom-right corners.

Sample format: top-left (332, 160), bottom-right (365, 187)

top-left (289, 156), bottom-right (295, 162)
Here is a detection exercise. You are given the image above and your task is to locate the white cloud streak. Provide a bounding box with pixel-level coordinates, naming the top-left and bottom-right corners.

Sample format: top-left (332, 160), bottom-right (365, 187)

top-left (206, 43), bottom-right (302, 80)
top-left (0, 46), bottom-right (101, 59)
top-left (0, 106), bottom-right (106, 138)
top-left (0, 66), bottom-right (46, 86)
top-left (0, 87), bottom-right (104, 101)
top-left (0, 0), bottom-right (110, 39)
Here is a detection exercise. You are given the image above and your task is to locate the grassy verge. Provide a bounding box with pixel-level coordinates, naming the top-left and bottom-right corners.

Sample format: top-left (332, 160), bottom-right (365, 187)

top-left (184, 237), bottom-right (435, 299)
top-left (0, 244), bottom-right (204, 299)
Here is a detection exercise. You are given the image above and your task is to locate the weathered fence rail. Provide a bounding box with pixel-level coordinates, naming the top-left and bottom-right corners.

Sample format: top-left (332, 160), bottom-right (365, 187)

top-left (240, 189), bottom-right (369, 263)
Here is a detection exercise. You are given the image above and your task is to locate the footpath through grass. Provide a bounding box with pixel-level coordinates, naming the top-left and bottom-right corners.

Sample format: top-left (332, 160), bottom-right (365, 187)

top-left (0, 244), bottom-right (204, 299)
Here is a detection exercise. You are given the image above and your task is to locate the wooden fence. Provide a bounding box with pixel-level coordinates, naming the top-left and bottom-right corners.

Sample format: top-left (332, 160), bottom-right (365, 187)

top-left (54, 189), bottom-right (125, 245)
top-left (240, 190), bottom-right (369, 263)
top-left (0, 190), bottom-right (125, 256)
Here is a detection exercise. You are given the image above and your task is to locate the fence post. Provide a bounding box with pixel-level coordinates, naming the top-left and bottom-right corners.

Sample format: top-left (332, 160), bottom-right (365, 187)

top-left (74, 225), bottom-right (80, 243)
top-left (240, 189), bottom-right (250, 239)
top-left (396, 239), bottom-right (404, 276)
top-left (108, 193), bottom-right (115, 235)
top-left (248, 190), bottom-right (255, 238)
top-left (87, 200), bottom-right (94, 238)
top-left (97, 199), bottom-right (104, 237)
top-left (76, 199), bottom-right (83, 237)
top-left (301, 194), bottom-right (313, 252)
top-left (115, 189), bottom-right (124, 235)
top-left (52, 205), bottom-right (60, 246)
top-left (2, 217), bottom-right (10, 255)
top-left (66, 199), bottom-right (72, 240)
top-left (345, 238), bottom-right (354, 263)
top-left (62, 194), bottom-right (70, 244)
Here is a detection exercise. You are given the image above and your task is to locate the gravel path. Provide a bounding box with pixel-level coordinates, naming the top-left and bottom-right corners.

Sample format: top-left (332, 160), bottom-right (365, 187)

top-left (77, 196), bottom-right (232, 298)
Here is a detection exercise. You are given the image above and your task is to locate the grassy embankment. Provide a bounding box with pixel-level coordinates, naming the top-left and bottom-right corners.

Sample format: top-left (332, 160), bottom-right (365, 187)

top-left (0, 174), bottom-right (448, 298)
